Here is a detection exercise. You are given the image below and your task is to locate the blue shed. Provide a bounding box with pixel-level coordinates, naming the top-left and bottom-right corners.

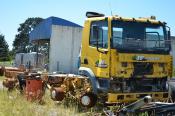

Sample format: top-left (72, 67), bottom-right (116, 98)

top-left (29, 16), bottom-right (82, 42)
top-left (29, 16), bottom-right (83, 74)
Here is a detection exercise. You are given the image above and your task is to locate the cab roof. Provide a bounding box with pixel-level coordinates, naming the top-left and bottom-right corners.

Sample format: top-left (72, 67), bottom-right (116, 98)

top-left (86, 15), bottom-right (165, 25)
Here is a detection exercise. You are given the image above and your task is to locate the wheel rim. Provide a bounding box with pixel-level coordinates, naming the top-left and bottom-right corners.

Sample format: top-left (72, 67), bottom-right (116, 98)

top-left (81, 95), bottom-right (91, 106)
top-left (51, 90), bottom-right (56, 99)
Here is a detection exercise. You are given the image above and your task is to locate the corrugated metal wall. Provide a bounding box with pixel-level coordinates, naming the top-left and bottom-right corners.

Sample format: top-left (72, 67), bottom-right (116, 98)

top-left (49, 25), bottom-right (82, 74)
top-left (15, 53), bottom-right (45, 68)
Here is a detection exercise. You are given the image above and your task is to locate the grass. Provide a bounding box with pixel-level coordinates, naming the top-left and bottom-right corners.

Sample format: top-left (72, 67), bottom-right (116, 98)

top-left (0, 89), bottom-right (87, 116)
top-left (0, 76), bottom-right (5, 81)
top-left (0, 61), bottom-right (13, 67)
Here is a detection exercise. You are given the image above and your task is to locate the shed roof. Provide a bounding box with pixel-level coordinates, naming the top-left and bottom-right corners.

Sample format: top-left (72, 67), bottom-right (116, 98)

top-left (29, 16), bottom-right (82, 42)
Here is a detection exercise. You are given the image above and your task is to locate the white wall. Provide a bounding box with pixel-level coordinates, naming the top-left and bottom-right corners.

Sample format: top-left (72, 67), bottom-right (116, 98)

top-left (49, 25), bottom-right (82, 74)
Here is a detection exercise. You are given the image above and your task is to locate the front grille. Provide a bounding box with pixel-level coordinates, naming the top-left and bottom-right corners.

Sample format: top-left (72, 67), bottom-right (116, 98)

top-left (133, 62), bottom-right (153, 76)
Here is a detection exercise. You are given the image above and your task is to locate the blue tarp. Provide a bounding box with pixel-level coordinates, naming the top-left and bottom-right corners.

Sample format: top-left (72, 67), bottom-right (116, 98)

top-left (29, 16), bottom-right (82, 42)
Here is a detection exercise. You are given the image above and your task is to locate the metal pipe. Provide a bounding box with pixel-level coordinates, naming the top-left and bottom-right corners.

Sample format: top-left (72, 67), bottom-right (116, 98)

top-left (120, 96), bottom-right (152, 113)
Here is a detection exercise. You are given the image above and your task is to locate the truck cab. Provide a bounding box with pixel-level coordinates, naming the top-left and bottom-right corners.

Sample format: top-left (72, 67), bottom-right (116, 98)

top-left (79, 12), bottom-right (172, 104)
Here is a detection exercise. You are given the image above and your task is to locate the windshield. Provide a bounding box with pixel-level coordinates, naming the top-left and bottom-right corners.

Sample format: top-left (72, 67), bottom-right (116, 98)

top-left (112, 20), bottom-right (170, 54)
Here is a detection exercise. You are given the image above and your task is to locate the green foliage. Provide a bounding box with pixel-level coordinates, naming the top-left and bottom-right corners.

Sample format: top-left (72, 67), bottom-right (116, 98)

top-left (13, 17), bottom-right (43, 53)
top-left (0, 34), bottom-right (10, 61)
top-left (0, 61), bottom-right (13, 67)
top-left (9, 50), bottom-right (15, 60)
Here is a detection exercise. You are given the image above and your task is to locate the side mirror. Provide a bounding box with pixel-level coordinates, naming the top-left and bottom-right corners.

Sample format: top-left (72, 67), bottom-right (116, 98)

top-left (166, 26), bottom-right (171, 40)
top-left (167, 30), bottom-right (171, 40)
top-left (92, 25), bottom-right (108, 54)
top-left (166, 26), bottom-right (171, 50)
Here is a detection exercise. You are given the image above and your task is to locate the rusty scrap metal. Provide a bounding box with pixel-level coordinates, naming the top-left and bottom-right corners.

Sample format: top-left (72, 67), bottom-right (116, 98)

top-left (118, 96), bottom-right (152, 115)
top-left (2, 65), bottom-right (27, 90)
top-left (25, 77), bottom-right (44, 101)
top-left (134, 102), bottom-right (175, 115)
top-left (2, 78), bottom-right (17, 91)
top-left (47, 74), bottom-right (96, 107)
top-left (51, 87), bottom-right (65, 101)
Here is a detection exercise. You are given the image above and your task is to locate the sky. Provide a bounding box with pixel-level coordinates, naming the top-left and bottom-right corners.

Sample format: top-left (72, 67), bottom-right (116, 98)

top-left (0, 0), bottom-right (175, 50)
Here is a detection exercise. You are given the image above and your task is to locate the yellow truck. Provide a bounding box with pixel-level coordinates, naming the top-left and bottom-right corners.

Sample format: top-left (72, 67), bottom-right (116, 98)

top-left (50, 12), bottom-right (173, 108)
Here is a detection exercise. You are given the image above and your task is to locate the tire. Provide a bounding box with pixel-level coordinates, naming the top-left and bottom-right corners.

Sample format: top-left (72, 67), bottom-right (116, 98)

top-left (80, 92), bottom-right (97, 108)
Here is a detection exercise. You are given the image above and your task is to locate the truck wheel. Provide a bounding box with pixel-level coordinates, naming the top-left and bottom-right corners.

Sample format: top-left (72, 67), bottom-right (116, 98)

top-left (80, 92), bottom-right (97, 108)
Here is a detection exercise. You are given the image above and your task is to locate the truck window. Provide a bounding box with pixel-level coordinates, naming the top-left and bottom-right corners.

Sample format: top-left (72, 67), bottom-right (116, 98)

top-left (112, 27), bottom-right (123, 48)
top-left (89, 21), bottom-right (108, 48)
top-left (111, 20), bottom-right (170, 54)
top-left (145, 27), bottom-right (165, 48)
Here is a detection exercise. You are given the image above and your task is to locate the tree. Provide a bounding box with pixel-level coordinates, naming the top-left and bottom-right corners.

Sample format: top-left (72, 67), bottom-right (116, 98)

top-left (0, 34), bottom-right (10, 61)
top-left (13, 17), bottom-right (43, 53)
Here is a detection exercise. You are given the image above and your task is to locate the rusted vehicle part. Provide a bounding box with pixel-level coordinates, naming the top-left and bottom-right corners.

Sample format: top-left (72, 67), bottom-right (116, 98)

top-left (48, 74), bottom-right (96, 107)
top-left (25, 75), bottom-right (44, 101)
top-left (2, 65), bottom-right (26, 90)
top-left (47, 74), bottom-right (65, 86)
top-left (2, 78), bottom-right (17, 91)
top-left (5, 71), bottom-right (24, 79)
top-left (51, 87), bottom-right (65, 101)
top-left (4, 65), bottom-right (26, 78)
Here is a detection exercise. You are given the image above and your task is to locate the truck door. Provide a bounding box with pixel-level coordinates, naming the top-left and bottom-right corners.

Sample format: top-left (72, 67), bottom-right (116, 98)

top-left (86, 20), bottom-right (110, 78)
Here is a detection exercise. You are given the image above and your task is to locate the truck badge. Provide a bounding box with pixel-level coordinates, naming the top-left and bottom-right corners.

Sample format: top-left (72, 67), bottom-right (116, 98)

top-left (132, 55), bottom-right (160, 61)
top-left (95, 59), bottom-right (107, 68)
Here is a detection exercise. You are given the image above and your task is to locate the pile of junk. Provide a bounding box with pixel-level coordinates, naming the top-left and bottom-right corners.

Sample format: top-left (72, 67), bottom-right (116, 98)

top-left (104, 96), bottom-right (175, 116)
top-left (1, 65), bottom-right (175, 116)
top-left (0, 65), bottom-right (47, 101)
top-left (0, 64), bottom-right (91, 103)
